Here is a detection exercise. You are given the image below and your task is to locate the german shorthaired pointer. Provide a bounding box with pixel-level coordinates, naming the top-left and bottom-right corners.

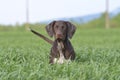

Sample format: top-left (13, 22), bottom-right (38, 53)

top-left (46, 21), bottom-right (76, 64)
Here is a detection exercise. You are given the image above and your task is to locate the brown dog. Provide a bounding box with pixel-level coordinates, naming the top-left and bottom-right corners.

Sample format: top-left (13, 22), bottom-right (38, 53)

top-left (46, 21), bottom-right (76, 64)
top-left (30, 20), bottom-right (76, 64)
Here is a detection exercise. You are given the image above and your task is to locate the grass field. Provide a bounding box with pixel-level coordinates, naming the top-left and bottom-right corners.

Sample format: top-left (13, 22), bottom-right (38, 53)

top-left (0, 26), bottom-right (120, 80)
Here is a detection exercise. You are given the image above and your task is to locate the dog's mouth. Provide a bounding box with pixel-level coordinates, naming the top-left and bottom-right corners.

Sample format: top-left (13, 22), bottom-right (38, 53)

top-left (57, 38), bottom-right (63, 42)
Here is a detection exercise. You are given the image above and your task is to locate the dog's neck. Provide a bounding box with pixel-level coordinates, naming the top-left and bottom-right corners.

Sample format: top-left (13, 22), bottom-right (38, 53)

top-left (57, 40), bottom-right (64, 50)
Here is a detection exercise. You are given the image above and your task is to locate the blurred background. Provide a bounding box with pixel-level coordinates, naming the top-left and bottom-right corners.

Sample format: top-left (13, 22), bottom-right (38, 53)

top-left (0, 0), bottom-right (120, 29)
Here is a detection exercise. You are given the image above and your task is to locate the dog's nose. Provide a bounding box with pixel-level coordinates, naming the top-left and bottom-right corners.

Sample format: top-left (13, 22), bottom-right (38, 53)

top-left (57, 34), bottom-right (62, 38)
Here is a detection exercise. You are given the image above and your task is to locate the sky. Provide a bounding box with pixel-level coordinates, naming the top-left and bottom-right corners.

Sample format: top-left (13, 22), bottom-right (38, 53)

top-left (0, 0), bottom-right (120, 25)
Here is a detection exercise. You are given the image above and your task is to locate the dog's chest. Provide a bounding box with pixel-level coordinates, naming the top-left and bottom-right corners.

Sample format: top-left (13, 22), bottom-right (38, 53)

top-left (54, 41), bottom-right (70, 64)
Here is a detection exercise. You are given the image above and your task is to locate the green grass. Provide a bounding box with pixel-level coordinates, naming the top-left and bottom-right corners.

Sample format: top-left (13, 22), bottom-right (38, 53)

top-left (0, 26), bottom-right (120, 80)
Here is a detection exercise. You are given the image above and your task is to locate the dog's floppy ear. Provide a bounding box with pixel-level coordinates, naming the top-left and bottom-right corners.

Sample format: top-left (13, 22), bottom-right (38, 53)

top-left (66, 21), bottom-right (76, 39)
top-left (46, 21), bottom-right (56, 37)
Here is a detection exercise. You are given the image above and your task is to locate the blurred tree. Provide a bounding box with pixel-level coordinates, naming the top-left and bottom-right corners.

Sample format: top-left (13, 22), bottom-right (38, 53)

top-left (105, 0), bottom-right (110, 29)
top-left (26, 0), bottom-right (29, 30)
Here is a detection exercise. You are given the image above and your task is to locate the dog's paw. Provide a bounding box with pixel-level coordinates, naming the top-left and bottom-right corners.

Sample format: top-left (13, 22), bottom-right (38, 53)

top-left (57, 58), bottom-right (64, 64)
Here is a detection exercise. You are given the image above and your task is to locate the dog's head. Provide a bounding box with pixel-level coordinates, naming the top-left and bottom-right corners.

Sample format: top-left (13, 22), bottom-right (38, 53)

top-left (46, 21), bottom-right (76, 40)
